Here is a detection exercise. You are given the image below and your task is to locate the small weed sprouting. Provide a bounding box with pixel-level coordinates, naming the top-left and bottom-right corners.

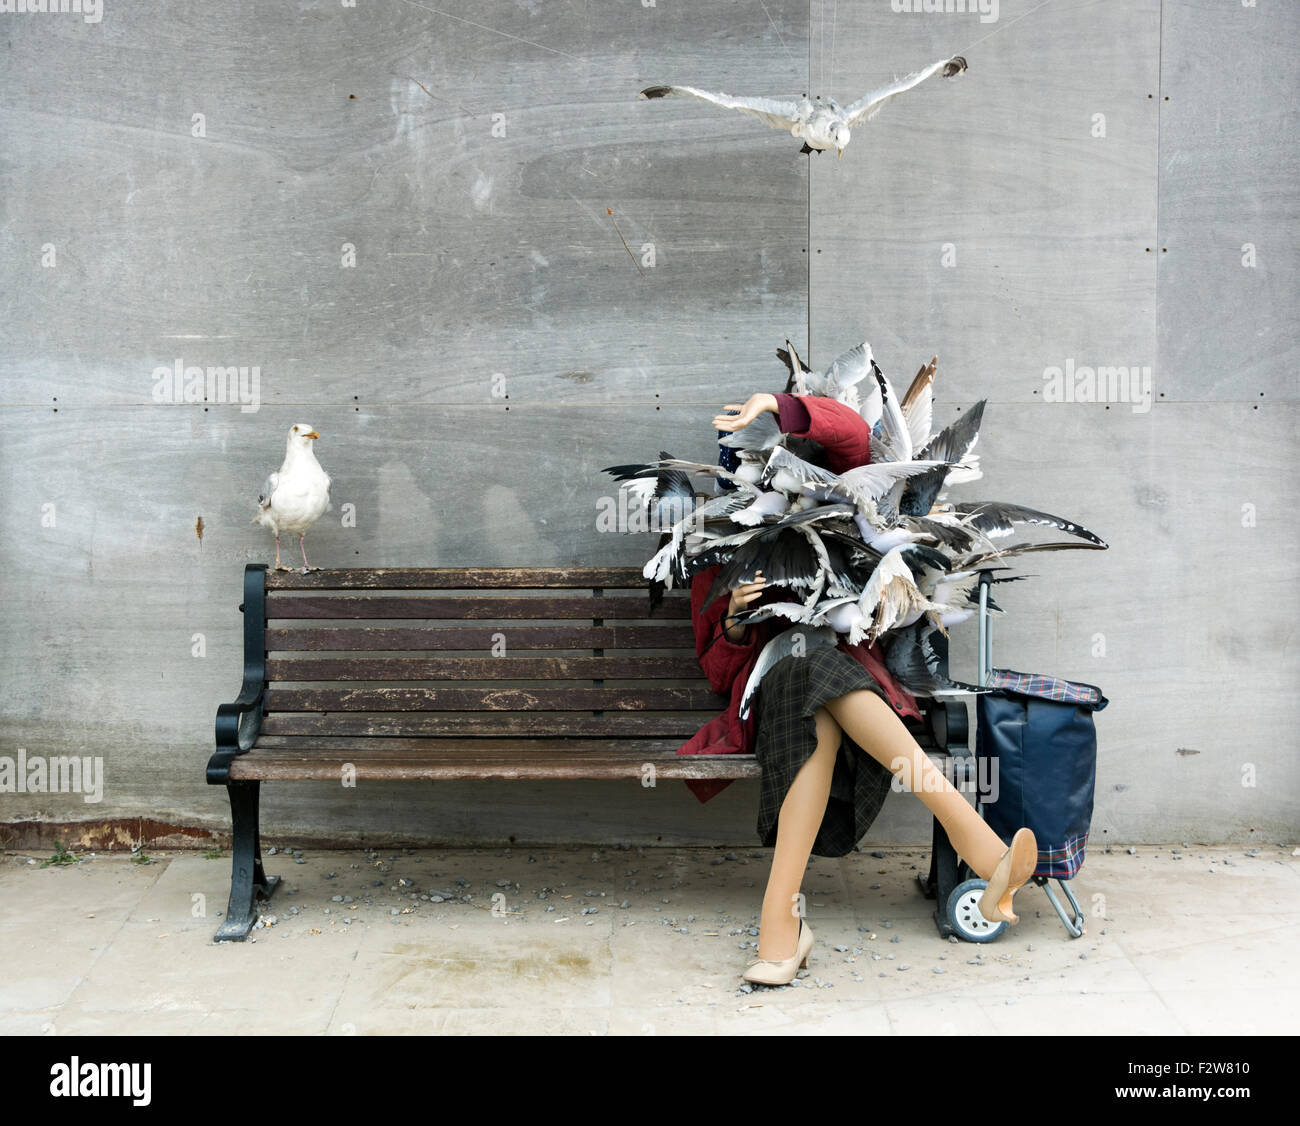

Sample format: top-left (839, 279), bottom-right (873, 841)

top-left (41, 842), bottom-right (79, 868)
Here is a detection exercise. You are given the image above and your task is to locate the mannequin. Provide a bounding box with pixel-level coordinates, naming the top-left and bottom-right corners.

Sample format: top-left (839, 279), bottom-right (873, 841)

top-left (711, 392), bottom-right (1038, 982)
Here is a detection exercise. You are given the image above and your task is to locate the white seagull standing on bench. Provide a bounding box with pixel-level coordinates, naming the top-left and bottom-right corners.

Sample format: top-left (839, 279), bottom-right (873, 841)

top-left (253, 423), bottom-right (332, 572)
top-left (638, 55), bottom-right (967, 157)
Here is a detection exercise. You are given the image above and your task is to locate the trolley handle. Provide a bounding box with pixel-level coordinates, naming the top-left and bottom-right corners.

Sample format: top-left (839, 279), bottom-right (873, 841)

top-left (976, 570), bottom-right (994, 688)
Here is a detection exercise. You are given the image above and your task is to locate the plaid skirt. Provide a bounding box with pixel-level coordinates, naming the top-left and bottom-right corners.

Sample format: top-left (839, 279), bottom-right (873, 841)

top-left (753, 644), bottom-right (896, 858)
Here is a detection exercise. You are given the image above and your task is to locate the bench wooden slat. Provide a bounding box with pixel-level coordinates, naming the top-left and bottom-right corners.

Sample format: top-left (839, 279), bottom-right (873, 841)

top-left (263, 686), bottom-right (724, 712)
top-left (256, 716), bottom-right (936, 746)
top-left (266, 567), bottom-right (648, 591)
top-left (260, 713), bottom-right (715, 738)
top-left (264, 594), bottom-right (689, 620)
top-left (253, 734), bottom-right (948, 754)
top-left (231, 742), bottom-right (952, 782)
top-left (255, 735), bottom-right (691, 752)
top-left (229, 745), bottom-right (763, 781)
top-left (265, 624), bottom-right (697, 651)
top-left (264, 655), bottom-right (707, 682)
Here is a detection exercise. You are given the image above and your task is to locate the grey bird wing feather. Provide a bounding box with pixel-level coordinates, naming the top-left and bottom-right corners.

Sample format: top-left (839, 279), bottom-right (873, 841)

top-left (612, 455), bottom-right (756, 497)
top-left (638, 86), bottom-right (802, 131)
top-left (959, 540), bottom-right (1109, 570)
top-left (719, 410), bottom-right (783, 451)
top-left (824, 343), bottom-right (874, 391)
top-left (880, 621), bottom-right (990, 697)
top-left (700, 524), bottom-right (824, 607)
top-left (777, 340), bottom-right (806, 392)
top-left (953, 501), bottom-right (1108, 547)
top-left (760, 445), bottom-right (842, 491)
top-left (844, 56), bottom-right (967, 127)
top-left (769, 502), bottom-right (857, 528)
top-left (909, 514), bottom-right (981, 552)
top-left (643, 490), bottom-right (754, 582)
top-left (833, 460), bottom-right (949, 505)
top-left (901, 357), bottom-right (936, 454)
top-left (731, 594), bottom-right (857, 629)
top-left (794, 524), bottom-right (834, 608)
top-left (802, 342), bottom-right (874, 400)
top-left (898, 462), bottom-right (950, 517)
top-left (918, 399), bottom-right (985, 464)
top-left (739, 625), bottom-right (839, 719)
top-left (252, 471), bottom-right (280, 523)
top-left (872, 364), bottom-right (912, 462)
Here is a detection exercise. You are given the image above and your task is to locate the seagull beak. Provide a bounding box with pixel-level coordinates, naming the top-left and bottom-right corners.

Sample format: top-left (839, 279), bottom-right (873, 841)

top-left (837, 148), bottom-right (843, 160)
top-left (306, 431), bottom-right (320, 440)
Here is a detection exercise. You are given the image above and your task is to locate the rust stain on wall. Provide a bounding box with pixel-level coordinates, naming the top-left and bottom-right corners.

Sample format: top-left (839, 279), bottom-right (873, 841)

top-left (0, 818), bottom-right (227, 852)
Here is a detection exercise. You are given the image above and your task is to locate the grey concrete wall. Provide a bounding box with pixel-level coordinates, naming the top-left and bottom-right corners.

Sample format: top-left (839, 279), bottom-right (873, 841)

top-left (1, 0), bottom-right (1295, 850)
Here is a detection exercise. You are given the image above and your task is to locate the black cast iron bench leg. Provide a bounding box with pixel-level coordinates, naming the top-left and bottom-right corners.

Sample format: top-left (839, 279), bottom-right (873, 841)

top-left (215, 780), bottom-right (279, 942)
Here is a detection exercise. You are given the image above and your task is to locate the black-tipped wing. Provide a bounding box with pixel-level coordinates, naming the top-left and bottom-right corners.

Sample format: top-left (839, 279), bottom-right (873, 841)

top-left (898, 463), bottom-right (951, 517)
top-left (918, 399), bottom-right (985, 465)
top-left (953, 501), bottom-right (1108, 548)
top-left (638, 85), bottom-right (802, 131)
top-left (700, 525), bottom-right (823, 608)
top-left (843, 56), bottom-right (967, 127)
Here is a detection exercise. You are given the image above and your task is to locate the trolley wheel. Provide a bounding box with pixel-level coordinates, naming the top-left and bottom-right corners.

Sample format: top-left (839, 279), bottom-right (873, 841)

top-left (946, 879), bottom-right (1009, 943)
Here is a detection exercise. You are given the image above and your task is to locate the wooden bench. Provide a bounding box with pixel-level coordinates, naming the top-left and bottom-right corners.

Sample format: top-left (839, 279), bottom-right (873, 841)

top-left (206, 564), bottom-right (969, 941)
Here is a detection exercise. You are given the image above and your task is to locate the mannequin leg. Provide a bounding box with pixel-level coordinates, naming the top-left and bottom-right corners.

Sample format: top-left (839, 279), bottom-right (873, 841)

top-left (756, 705), bottom-right (840, 961)
top-left (823, 690), bottom-right (1005, 880)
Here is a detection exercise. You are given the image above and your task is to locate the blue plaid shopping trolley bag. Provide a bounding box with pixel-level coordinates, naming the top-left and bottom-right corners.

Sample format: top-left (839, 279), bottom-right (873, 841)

top-left (922, 570), bottom-right (1108, 943)
top-left (974, 571), bottom-right (1107, 940)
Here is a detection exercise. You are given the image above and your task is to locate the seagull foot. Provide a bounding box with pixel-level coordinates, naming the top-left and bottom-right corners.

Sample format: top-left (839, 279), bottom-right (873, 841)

top-left (274, 563), bottom-right (294, 572)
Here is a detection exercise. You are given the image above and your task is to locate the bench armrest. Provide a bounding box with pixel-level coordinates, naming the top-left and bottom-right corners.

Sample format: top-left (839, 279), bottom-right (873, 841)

top-left (215, 683), bottom-right (265, 752)
top-left (207, 565), bottom-right (268, 785)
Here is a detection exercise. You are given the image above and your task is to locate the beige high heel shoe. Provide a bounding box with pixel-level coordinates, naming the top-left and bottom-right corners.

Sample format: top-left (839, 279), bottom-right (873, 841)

top-left (978, 826), bottom-right (1038, 924)
top-left (742, 918), bottom-right (814, 985)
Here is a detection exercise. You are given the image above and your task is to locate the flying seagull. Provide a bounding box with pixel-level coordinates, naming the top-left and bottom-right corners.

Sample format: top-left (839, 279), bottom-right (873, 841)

top-left (253, 424), bottom-right (332, 572)
top-left (638, 56), bottom-right (967, 157)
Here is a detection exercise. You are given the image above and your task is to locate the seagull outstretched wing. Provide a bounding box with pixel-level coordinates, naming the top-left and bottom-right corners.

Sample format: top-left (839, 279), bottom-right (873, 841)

top-left (952, 501), bottom-right (1109, 547)
top-left (638, 86), bottom-right (803, 131)
top-left (843, 56), bottom-right (967, 127)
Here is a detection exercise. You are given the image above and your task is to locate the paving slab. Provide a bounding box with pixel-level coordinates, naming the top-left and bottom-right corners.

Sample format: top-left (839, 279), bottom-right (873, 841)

top-left (2, 843), bottom-right (1296, 1035)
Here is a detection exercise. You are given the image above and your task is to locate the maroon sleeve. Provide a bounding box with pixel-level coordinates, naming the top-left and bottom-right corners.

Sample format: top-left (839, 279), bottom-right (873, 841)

top-left (792, 396), bottom-right (872, 474)
top-left (774, 392), bottom-right (812, 434)
top-left (690, 566), bottom-right (761, 695)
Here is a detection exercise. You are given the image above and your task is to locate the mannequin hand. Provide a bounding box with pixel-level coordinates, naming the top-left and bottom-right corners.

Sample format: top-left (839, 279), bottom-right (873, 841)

top-left (726, 570), bottom-right (767, 618)
top-left (713, 393), bottom-right (778, 433)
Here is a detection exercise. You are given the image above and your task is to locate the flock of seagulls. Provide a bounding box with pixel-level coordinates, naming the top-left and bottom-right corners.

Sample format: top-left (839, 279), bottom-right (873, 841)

top-left (604, 343), bottom-right (1107, 716)
top-left (639, 55), bottom-right (968, 157)
top-left (252, 424), bottom-right (332, 572)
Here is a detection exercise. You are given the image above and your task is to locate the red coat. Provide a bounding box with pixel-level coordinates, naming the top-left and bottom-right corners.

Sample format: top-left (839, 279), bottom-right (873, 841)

top-left (675, 394), bottom-right (922, 802)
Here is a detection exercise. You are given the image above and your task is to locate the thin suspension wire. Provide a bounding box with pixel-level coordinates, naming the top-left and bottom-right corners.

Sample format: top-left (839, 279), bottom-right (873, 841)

top-left (757, 0), bottom-right (799, 70)
top-left (953, 0), bottom-right (1057, 59)
top-left (828, 0), bottom-right (838, 93)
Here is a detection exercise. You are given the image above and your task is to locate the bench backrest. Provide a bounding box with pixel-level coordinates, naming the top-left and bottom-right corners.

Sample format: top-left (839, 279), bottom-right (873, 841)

top-left (253, 566), bottom-right (724, 742)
